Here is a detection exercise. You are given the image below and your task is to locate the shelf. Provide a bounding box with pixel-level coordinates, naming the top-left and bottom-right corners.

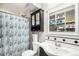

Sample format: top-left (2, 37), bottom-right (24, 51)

top-left (50, 24), bottom-right (55, 26)
top-left (56, 17), bottom-right (65, 20)
top-left (57, 28), bottom-right (65, 30)
top-left (66, 28), bottom-right (75, 30)
top-left (57, 23), bottom-right (65, 25)
top-left (66, 21), bottom-right (75, 24)
top-left (57, 27), bottom-right (65, 30)
top-left (57, 29), bottom-right (65, 32)
top-left (66, 28), bottom-right (75, 32)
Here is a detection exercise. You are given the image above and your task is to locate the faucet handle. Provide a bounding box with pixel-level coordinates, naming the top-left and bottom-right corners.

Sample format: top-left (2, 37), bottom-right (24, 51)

top-left (54, 38), bottom-right (56, 40)
top-left (58, 44), bottom-right (61, 47)
top-left (55, 42), bottom-right (61, 47)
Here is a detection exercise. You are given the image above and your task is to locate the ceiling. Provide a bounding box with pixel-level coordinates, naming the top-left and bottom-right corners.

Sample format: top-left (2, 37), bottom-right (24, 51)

top-left (25, 3), bottom-right (39, 13)
top-left (0, 3), bottom-right (61, 12)
top-left (0, 3), bottom-right (61, 17)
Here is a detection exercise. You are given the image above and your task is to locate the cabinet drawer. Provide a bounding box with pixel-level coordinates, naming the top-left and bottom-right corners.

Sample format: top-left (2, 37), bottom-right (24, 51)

top-left (49, 37), bottom-right (55, 40)
top-left (56, 38), bottom-right (63, 42)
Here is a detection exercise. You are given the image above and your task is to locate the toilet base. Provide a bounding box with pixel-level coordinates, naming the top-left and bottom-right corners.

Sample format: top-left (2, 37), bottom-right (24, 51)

top-left (22, 50), bottom-right (37, 56)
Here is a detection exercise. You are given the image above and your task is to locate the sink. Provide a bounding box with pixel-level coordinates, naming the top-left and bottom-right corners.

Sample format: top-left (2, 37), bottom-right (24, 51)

top-left (45, 46), bottom-right (70, 56)
top-left (34, 41), bottom-right (79, 56)
top-left (40, 41), bottom-right (71, 56)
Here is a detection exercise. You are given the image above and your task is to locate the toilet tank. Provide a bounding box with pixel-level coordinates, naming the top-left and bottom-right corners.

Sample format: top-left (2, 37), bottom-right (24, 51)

top-left (32, 34), bottom-right (38, 42)
top-left (33, 42), bottom-right (38, 51)
top-left (32, 34), bottom-right (38, 51)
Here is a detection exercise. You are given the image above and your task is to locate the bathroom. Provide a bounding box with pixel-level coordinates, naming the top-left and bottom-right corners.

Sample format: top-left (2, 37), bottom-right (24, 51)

top-left (1, 0), bottom-right (79, 57)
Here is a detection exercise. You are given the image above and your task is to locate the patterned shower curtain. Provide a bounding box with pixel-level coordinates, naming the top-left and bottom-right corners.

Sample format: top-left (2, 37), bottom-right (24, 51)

top-left (0, 11), bottom-right (29, 56)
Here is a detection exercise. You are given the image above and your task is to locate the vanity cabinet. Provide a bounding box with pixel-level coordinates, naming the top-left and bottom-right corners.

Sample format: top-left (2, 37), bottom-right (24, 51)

top-left (49, 5), bottom-right (75, 32)
top-left (39, 47), bottom-right (48, 56)
top-left (31, 9), bottom-right (44, 31)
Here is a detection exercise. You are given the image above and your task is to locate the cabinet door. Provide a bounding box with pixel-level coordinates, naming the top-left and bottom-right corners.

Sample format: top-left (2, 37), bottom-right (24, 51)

top-left (36, 13), bottom-right (40, 25)
top-left (31, 15), bottom-right (35, 26)
top-left (35, 12), bottom-right (41, 31)
top-left (31, 15), bottom-right (36, 31)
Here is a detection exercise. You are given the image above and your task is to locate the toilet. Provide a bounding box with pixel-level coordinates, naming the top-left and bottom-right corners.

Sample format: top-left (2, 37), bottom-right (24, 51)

top-left (22, 34), bottom-right (38, 56)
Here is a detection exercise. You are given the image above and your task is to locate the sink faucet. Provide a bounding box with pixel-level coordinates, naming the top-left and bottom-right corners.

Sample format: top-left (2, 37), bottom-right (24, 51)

top-left (55, 42), bottom-right (61, 47)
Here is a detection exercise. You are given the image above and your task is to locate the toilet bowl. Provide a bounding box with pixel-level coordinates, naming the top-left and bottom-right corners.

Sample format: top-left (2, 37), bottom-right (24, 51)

top-left (22, 34), bottom-right (38, 56)
top-left (22, 42), bottom-right (38, 56)
top-left (22, 50), bottom-right (36, 56)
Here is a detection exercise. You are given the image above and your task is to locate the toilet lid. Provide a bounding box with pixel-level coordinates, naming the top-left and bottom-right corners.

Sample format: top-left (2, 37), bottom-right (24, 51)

top-left (22, 50), bottom-right (36, 56)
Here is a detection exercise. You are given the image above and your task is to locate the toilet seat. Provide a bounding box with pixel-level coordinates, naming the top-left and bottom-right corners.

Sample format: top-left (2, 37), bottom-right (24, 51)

top-left (22, 34), bottom-right (38, 56)
top-left (22, 50), bottom-right (36, 56)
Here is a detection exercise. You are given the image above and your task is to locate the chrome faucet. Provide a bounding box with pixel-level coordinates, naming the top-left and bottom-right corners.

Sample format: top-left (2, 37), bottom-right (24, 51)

top-left (55, 42), bottom-right (61, 47)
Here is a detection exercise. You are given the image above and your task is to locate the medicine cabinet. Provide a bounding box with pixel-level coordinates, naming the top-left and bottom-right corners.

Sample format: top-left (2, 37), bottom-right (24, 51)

top-left (49, 5), bottom-right (75, 32)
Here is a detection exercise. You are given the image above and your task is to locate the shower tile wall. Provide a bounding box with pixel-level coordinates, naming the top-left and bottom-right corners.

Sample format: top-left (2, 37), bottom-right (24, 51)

top-left (0, 11), bottom-right (29, 56)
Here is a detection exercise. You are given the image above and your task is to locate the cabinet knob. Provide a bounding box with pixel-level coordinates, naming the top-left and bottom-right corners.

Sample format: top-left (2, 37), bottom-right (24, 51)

top-left (63, 39), bottom-right (66, 41)
top-left (54, 38), bottom-right (56, 40)
top-left (74, 41), bottom-right (78, 44)
top-left (48, 37), bottom-right (49, 39)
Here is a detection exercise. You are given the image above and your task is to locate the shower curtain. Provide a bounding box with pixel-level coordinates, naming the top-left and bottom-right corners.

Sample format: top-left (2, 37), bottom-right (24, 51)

top-left (0, 11), bottom-right (29, 56)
